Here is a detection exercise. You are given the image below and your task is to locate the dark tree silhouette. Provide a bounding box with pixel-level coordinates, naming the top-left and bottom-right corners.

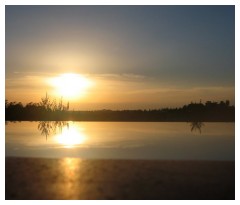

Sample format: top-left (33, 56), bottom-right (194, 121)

top-left (5, 95), bottom-right (235, 122)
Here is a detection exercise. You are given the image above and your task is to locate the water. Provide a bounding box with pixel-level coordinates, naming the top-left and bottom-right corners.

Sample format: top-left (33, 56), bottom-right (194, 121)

top-left (5, 121), bottom-right (234, 161)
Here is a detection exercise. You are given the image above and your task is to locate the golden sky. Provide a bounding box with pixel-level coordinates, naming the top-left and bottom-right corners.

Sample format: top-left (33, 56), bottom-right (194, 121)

top-left (6, 72), bottom-right (234, 110)
top-left (5, 6), bottom-right (235, 110)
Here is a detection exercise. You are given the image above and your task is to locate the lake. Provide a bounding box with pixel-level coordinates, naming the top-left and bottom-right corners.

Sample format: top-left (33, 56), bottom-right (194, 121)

top-left (5, 121), bottom-right (234, 161)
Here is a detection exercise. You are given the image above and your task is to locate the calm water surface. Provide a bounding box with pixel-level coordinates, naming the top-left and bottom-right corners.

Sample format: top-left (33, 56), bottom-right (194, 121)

top-left (5, 121), bottom-right (234, 160)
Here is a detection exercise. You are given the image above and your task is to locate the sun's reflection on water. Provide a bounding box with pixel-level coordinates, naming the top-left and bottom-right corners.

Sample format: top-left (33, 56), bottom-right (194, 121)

top-left (58, 157), bottom-right (82, 199)
top-left (54, 125), bottom-right (86, 148)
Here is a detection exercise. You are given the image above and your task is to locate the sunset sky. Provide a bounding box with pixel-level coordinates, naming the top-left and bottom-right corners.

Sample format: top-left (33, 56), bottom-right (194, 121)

top-left (5, 5), bottom-right (235, 110)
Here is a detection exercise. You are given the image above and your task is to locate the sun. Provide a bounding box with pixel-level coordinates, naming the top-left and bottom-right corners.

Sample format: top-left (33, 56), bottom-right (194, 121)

top-left (49, 73), bottom-right (92, 99)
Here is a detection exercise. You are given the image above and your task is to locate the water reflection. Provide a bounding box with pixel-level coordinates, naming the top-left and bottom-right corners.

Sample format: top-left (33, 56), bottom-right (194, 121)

top-left (58, 158), bottom-right (81, 198)
top-left (55, 125), bottom-right (86, 148)
top-left (190, 122), bottom-right (204, 133)
top-left (38, 121), bottom-right (69, 140)
top-left (37, 121), bottom-right (205, 145)
top-left (5, 121), bottom-right (235, 160)
top-left (38, 121), bottom-right (86, 148)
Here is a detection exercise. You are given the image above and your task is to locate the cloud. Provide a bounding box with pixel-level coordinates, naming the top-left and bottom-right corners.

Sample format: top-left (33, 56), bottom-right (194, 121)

top-left (6, 75), bottom-right (49, 90)
top-left (90, 73), bottom-right (147, 81)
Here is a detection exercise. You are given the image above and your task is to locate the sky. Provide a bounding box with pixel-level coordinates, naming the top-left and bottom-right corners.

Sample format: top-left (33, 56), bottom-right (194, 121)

top-left (5, 5), bottom-right (235, 110)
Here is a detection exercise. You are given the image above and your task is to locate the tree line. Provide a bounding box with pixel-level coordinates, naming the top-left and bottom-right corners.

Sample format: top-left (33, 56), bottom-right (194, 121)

top-left (5, 95), bottom-right (234, 122)
top-left (5, 93), bottom-right (69, 121)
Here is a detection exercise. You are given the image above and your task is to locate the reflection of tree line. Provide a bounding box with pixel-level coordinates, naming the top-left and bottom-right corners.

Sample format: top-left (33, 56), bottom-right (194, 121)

top-left (37, 120), bottom-right (204, 142)
top-left (190, 122), bottom-right (204, 134)
top-left (5, 94), bottom-right (234, 122)
top-left (38, 121), bottom-right (69, 140)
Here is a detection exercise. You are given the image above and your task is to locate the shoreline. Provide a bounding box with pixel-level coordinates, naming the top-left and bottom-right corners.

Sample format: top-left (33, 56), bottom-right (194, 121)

top-left (5, 157), bottom-right (235, 200)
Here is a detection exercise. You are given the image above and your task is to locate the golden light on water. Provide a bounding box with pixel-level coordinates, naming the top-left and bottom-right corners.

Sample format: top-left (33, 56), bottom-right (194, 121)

top-left (55, 125), bottom-right (86, 148)
top-left (49, 73), bottom-right (92, 99)
top-left (59, 157), bottom-right (81, 198)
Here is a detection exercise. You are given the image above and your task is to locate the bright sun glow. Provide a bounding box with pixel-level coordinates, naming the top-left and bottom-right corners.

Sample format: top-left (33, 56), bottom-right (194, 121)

top-left (49, 73), bottom-right (92, 99)
top-left (55, 126), bottom-right (86, 148)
